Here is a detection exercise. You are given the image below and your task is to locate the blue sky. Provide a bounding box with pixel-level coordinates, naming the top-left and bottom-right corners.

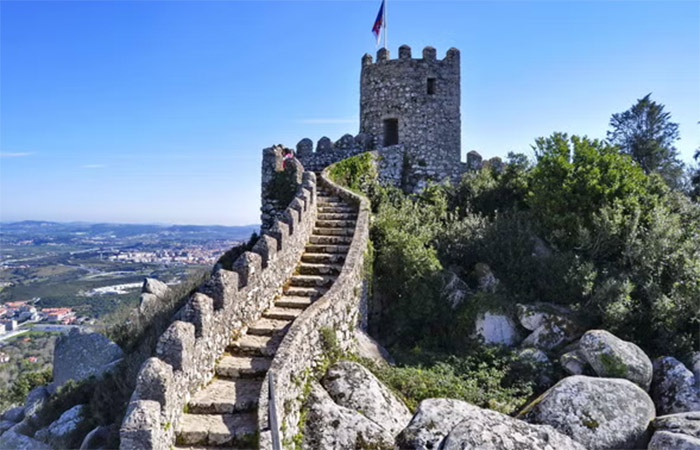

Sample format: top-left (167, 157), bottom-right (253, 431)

top-left (1, 0), bottom-right (698, 225)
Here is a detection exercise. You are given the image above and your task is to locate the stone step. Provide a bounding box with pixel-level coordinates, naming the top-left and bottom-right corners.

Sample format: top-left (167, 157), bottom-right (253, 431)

top-left (289, 274), bottom-right (335, 288)
top-left (297, 262), bottom-right (343, 276)
top-left (315, 219), bottom-right (356, 228)
top-left (317, 196), bottom-right (342, 203)
top-left (263, 306), bottom-right (306, 321)
top-left (305, 244), bottom-right (350, 254)
top-left (283, 285), bottom-right (327, 297)
top-left (188, 379), bottom-right (261, 414)
top-left (276, 295), bottom-right (313, 309)
top-left (314, 227), bottom-right (355, 236)
top-left (318, 206), bottom-right (356, 214)
top-left (317, 212), bottom-right (358, 221)
top-left (216, 355), bottom-right (272, 378)
top-left (227, 334), bottom-right (281, 357)
top-left (301, 253), bottom-right (346, 264)
top-left (176, 412), bottom-right (257, 447)
top-left (247, 317), bottom-right (291, 336)
top-left (309, 235), bottom-right (353, 245)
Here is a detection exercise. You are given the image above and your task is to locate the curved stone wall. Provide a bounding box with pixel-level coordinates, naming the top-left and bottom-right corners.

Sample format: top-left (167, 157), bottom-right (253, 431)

top-left (257, 161), bottom-right (371, 448)
top-left (119, 170), bottom-right (319, 450)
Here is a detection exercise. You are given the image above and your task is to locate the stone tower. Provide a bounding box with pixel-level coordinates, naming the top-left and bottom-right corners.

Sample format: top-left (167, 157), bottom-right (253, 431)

top-left (360, 45), bottom-right (461, 175)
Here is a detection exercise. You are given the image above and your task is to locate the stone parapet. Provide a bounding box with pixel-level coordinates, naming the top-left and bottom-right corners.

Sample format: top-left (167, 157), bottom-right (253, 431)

top-left (257, 160), bottom-right (371, 448)
top-left (119, 168), bottom-right (318, 450)
top-left (294, 133), bottom-right (374, 173)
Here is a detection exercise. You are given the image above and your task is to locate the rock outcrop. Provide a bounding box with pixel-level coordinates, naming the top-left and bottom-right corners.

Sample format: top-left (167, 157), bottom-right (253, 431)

top-left (474, 312), bottom-right (521, 346)
top-left (652, 357), bottom-right (700, 415)
top-left (396, 398), bottom-right (585, 450)
top-left (0, 429), bottom-right (51, 450)
top-left (35, 404), bottom-right (86, 448)
top-left (517, 303), bottom-right (581, 351)
top-left (579, 329), bottom-right (653, 390)
top-left (321, 361), bottom-right (410, 437)
top-left (650, 411), bottom-right (700, 448)
top-left (53, 328), bottom-right (124, 387)
top-left (519, 375), bottom-right (655, 449)
top-left (302, 383), bottom-right (394, 450)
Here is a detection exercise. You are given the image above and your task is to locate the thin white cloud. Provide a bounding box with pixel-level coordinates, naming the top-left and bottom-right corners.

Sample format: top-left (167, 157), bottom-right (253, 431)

top-left (81, 164), bottom-right (107, 169)
top-left (297, 118), bottom-right (358, 125)
top-left (0, 152), bottom-right (34, 158)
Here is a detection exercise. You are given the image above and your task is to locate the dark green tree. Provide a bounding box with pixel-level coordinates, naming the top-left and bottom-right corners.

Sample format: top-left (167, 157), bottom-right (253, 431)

top-left (607, 94), bottom-right (683, 188)
top-left (690, 148), bottom-right (700, 201)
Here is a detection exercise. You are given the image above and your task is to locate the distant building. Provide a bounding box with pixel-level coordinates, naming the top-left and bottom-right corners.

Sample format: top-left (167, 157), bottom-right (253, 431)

top-left (2, 320), bottom-right (18, 331)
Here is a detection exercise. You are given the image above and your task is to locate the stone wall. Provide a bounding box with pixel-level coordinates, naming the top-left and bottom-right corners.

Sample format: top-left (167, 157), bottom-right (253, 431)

top-left (257, 162), bottom-right (371, 449)
top-left (294, 133), bottom-right (373, 173)
top-left (119, 170), bottom-right (319, 450)
top-left (260, 145), bottom-right (304, 232)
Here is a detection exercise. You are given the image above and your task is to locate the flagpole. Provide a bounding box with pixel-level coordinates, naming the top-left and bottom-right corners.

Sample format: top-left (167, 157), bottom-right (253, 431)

top-left (383, 0), bottom-right (388, 50)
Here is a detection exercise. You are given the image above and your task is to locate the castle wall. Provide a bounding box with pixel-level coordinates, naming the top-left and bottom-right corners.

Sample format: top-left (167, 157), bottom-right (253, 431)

top-left (120, 171), bottom-right (318, 450)
top-left (360, 46), bottom-right (461, 176)
top-left (257, 163), bottom-right (371, 449)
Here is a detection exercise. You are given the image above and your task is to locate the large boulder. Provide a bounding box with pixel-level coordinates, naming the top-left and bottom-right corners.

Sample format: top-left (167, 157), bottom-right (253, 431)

top-left (579, 329), bottom-right (653, 390)
top-left (648, 431), bottom-right (700, 450)
top-left (2, 406), bottom-right (25, 423)
top-left (517, 303), bottom-right (581, 351)
top-left (35, 404), bottom-right (86, 447)
top-left (142, 278), bottom-right (169, 298)
top-left (0, 420), bottom-right (15, 434)
top-left (24, 386), bottom-right (49, 419)
top-left (692, 352), bottom-right (700, 390)
top-left (396, 398), bottom-right (585, 450)
top-left (353, 330), bottom-right (394, 366)
top-left (519, 375), bottom-right (655, 450)
top-left (0, 430), bottom-right (51, 450)
top-left (516, 303), bottom-right (573, 331)
top-left (561, 349), bottom-right (592, 376)
top-left (53, 328), bottom-right (124, 387)
top-left (321, 360), bottom-right (410, 437)
top-left (652, 357), bottom-right (700, 415)
top-left (474, 312), bottom-right (522, 346)
top-left (302, 383), bottom-right (394, 450)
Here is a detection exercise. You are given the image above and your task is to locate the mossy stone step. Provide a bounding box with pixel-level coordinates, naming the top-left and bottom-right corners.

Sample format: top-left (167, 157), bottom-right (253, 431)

top-left (301, 253), bottom-right (346, 264)
top-left (216, 355), bottom-right (271, 378)
top-left (308, 235), bottom-right (353, 245)
top-left (297, 262), bottom-right (343, 276)
top-left (275, 295), bottom-right (313, 309)
top-left (305, 244), bottom-right (351, 253)
top-left (313, 227), bottom-right (355, 236)
top-left (227, 334), bottom-right (282, 357)
top-left (318, 206), bottom-right (356, 214)
top-left (289, 274), bottom-right (335, 288)
top-left (315, 219), bottom-right (356, 228)
top-left (317, 212), bottom-right (358, 221)
top-left (176, 412), bottom-right (257, 447)
top-left (283, 285), bottom-right (328, 297)
top-left (246, 317), bottom-right (291, 336)
top-left (263, 305), bottom-right (306, 321)
top-left (188, 378), bottom-right (261, 414)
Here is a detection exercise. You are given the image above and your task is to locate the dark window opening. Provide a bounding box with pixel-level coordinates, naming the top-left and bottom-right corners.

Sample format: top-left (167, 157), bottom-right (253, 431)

top-left (427, 78), bottom-right (436, 95)
top-left (383, 119), bottom-right (399, 146)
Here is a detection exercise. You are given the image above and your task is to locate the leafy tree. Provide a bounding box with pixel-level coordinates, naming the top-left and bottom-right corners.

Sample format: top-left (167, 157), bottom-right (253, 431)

top-left (528, 133), bottom-right (655, 248)
top-left (607, 94), bottom-right (683, 187)
top-left (690, 148), bottom-right (700, 201)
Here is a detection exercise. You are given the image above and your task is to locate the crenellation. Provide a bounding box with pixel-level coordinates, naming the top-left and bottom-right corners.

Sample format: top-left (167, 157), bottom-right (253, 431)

top-left (231, 252), bottom-right (262, 289)
top-left (133, 358), bottom-right (173, 410)
top-left (200, 268), bottom-right (238, 310)
top-left (296, 138), bottom-right (313, 157)
top-left (316, 136), bottom-right (332, 153)
top-left (334, 133), bottom-right (355, 149)
top-left (422, 45), bottom-right (436, 60)
top-left (377, 47), bottom-right (390, 61)
top-left (362, 53), bottom-right (373, 66)
top-left (184, 293), bottom-right (214, 339)
top-left (399, 44), bottom-right (411, 59)
top-left (252, 234), bottom-right (278, 268)
top-left (156, 321), bottom-right (195, 372)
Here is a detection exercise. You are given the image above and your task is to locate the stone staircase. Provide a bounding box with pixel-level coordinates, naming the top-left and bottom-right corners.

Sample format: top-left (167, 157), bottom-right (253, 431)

top-left (175, 187), bottom-right (358, 449)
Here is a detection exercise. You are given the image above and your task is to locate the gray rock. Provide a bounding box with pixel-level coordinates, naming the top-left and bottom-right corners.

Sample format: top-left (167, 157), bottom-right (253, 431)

top-left (24, 386), bottom-right (49, 418)
top-left (53, 328), bottom-right (124, 387)
top-left (321, 360), bottom-right (410, 437)
top-left (648, 431), bottom-right (700, 450)
top-left (516, 303), bottom-right (574, 331)
top-left (653, 411), bottom-right (700, 439)
top-left (142, 278), bottom-right (169, 297)
top-left (579, 329), bottom-right (653, 390)
top-left (353, 330), bottom-right (394, 365)
top-left (652, 357), bottom-right (700, 415)
top-left (39, 404), bottom-right (86, 447)
top-left (474, 312), bottom-right (522, 346)
top-left (0, 420), bottom-right (15, 434)
top-left (296, 138), bottom-right (314, 157)
top-left (561, 349), bottom-right (591, 376)
top-left (442, 270), bottom-right (470, 309)
top-left (473, 263), bottom-right (498, 293)
top-left (521, 321), bottom-right (577, 351)
top-left (395, 398), bottom-right (477, 450)
top-left (0, 429), bottom-right (51, 449)
top-left (519, 375), bottom-right (655, 450)
top-left (396, 398), bottom-right (585, 450)
top-left (692, 352), bottom-right (700, 390)
top-left (80, 425), bottom-right (112, 449)
top-left (516, 348), bottom-right (554, 387)
top-left (2, 406), bottom-right (25, 423)
top-left (303, 383), bottom-right (394, 450)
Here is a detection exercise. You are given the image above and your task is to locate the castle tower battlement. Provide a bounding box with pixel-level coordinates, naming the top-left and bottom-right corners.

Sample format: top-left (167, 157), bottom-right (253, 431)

top-left (360, 45), bottom-right (461, 172)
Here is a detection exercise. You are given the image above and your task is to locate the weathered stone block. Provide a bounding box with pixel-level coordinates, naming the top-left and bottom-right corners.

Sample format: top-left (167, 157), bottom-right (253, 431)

top-left (133, 358), bottom-right (173, 408)
top-left (156, 321), bottom-right (195, 372)
top-left (120, 400), bottom-right (163, 450)
top-left (231, 252), bottom-right (262, 289)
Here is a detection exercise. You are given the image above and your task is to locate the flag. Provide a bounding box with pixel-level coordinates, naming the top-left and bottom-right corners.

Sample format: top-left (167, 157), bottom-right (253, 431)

top-left (372, 0), bottom-right (385, 45)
